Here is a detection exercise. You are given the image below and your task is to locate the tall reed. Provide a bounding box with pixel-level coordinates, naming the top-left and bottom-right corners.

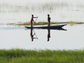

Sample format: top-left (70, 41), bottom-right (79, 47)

top-left (0, 49), bottom-right (84, 63)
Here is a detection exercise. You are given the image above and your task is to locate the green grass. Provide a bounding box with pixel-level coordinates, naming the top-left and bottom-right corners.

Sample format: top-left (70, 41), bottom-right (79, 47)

top-left (7, 21), bottom-right (84, 26)
top-left (0, 49), bottom-right (84, 63)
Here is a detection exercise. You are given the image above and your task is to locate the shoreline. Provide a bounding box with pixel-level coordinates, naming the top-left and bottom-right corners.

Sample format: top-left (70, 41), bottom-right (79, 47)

top-left (0, 49), bottom-right (84, 63)
top-left (6, 21), bottom-right (84, 26)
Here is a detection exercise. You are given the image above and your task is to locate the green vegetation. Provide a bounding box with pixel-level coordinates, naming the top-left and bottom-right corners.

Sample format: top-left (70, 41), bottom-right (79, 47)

top-left (0, 49), bottom-right (84, 63)
top-left (6, 21), bottom-right (84, 26)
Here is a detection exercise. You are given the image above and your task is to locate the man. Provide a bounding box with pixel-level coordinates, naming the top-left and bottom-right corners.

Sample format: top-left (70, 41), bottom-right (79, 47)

top-left (47, 14), bottom-right (51, 41)
top-left (30, 14), bottom-right (38, 41)
top-left (47, 14), bottom-right (51, 27)
top-left (30, 14), bottom-right (38, 28)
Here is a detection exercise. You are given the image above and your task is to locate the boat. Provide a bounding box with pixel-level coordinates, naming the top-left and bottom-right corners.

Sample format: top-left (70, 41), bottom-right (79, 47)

top-left (25, 24), bottom-right (67, 30)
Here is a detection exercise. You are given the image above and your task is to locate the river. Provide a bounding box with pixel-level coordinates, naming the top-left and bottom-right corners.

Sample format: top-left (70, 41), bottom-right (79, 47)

top-left (0, 24), bottom-right (84, 50)
top-left (0, 0), bottom-right (84, 23)
top-left (0, 0), bottom-right (84, 50)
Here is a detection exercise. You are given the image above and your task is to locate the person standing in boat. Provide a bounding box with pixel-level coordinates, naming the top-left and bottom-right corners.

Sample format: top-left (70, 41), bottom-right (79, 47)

top-left (30, 14), bottom-right (38, 41)
top-left (47, 14), bottom-right (51, 41)
top-left (30, 14), bottom-right (38, 28)
top-left (47, 14), bottom-right (51, 27)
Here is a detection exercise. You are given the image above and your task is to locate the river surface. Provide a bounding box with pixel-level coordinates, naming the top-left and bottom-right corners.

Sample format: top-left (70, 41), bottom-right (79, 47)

top-left (0, 0), bottom-right (84, 50)
top-left (0, 24), bottom-right (84, 50)
top-left (0, 0), bottom-right (84, 23)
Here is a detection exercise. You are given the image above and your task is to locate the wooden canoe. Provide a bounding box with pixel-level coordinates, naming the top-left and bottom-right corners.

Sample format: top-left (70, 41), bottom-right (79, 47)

top-left (25, 24), bottom-right (67, 30)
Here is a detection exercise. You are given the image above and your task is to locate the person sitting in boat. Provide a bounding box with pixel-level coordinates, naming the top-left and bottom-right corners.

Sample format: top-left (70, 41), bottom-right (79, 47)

top-left (30, 14), bottom-right (38, 27)
top-left (47, 14), bottom-right (51, 27)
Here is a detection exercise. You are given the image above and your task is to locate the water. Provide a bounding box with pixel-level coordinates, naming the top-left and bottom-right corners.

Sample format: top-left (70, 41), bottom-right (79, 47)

top-left (0, 24), bottom-right (84, 50)
top-left (0, 0), bottom-right (84, 50)
top-left (0, 0), bottom-right (84, 23)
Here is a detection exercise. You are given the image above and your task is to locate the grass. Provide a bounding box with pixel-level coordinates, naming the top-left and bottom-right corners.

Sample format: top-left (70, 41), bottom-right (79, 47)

top-left (6, 21), bottom-right (84, 26)
top-left (0, 2), bottom-right (69, 13)
top-left (0, 49), bottom-right (84, 63)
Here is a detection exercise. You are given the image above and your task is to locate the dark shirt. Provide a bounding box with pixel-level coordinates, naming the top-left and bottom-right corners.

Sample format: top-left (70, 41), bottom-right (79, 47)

top-left (48, 16), bottom-right (51, 22)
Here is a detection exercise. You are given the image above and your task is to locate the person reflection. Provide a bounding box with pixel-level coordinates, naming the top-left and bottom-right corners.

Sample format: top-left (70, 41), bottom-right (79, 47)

top-left (47, 28), bottom-right (51, 41)
top-left (30, 28), bottom-right (38, 41)
top-left (30, 28), bottom-right (33, 41)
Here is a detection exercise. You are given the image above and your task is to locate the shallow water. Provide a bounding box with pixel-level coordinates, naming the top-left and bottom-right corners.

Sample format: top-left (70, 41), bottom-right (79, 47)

top-left (0, 24), bottom-right (84, 50)
top-left (0, 0), bottom-right (84, 50)
top-left (0, 0), bottom-right (84, 23)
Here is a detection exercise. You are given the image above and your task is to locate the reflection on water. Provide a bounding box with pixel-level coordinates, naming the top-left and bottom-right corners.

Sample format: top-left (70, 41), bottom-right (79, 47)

top-left (0, 25), bottom-right (84, 50)
top-left (30, 27), bottom-right (38, 41)
top-left (0, 0), bottom-right (84, 50)
top-left (47, 28), bottom-right (50, 41)
top-left (28, 24), bottom-right (67, 41)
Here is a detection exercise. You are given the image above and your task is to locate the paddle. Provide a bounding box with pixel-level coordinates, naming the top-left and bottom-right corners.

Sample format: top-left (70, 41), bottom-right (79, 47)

top-left (33, 16), bottom-right (38, 23)
top-left (33, 30), bottom-right (38, 39)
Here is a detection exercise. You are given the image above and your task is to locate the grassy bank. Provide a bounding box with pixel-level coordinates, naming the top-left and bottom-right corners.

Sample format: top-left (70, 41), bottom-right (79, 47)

top-left (0, 49), bottom-right (84, 63)
top-left (7, 21), bottom-right (84, 26)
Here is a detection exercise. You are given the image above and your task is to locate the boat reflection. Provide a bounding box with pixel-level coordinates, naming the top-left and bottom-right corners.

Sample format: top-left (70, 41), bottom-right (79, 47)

top-left (30, 27), bottom-right (67, 41)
